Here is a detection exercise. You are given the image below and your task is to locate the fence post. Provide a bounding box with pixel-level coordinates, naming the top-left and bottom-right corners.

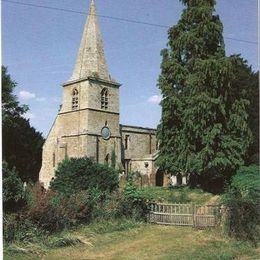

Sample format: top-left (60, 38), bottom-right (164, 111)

top-left (193, 204), bottom-right (196, 227)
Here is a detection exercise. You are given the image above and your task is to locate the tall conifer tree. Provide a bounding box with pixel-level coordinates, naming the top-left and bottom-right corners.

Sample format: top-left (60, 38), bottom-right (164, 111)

top-left (2, 66), bottom-right (44, 183)
top-left (156, 0), bottom-right (252, 192)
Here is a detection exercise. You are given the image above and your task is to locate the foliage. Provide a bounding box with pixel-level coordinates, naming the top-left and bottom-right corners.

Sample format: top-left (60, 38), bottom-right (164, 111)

top-left (3, 161), bottom-right (26, 212)
top-left (156, 0), bottom-right (252, 193)
top-left (90, 189), bottom-right (147, 221)
top-left (90, 173), bottom-right (148, 221)
top-left (26, 183), bottom-right (92, 232)
top-left (2, 66), bottom-right (28, 123)
top-left (3, 186), bottom-right (146, 243)
top-left (229, 56), bottom-right (259, 164)
top-left (25, 183), bottom-right (62, 232)
top-left (2, 66), bottom-right (44, 183)
top-left (3, 213), bottom-right (47, 244)
top-left (124, 172), bottom-right (143, 202)
top-left (50, 157), bottom-right (119, 195)
top-left (221, 165), bottom-right (260, 244)
top-left (122, 174), bottom-right (149, 220)
top-left (3, 116), bottom-right (44, 183)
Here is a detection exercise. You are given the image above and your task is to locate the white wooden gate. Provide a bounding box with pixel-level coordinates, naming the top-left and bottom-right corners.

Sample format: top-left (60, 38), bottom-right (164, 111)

top-left (148, 203), bottom-right (220, 227)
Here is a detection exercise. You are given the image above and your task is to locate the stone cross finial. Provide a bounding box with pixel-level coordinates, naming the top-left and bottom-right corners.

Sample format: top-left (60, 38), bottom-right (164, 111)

top-left (69, 0), bottom-right (110, 81)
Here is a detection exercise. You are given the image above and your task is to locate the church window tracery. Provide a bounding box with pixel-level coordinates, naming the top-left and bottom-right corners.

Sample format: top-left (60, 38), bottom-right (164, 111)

top-left (72, 88), bottom-right (79, 110)
top-left (101, 88), bottom-right (108, 109)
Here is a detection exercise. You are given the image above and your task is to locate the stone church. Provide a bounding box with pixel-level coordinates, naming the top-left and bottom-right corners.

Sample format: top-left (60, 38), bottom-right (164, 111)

top-left (39, 0), bottom-right (167, 188)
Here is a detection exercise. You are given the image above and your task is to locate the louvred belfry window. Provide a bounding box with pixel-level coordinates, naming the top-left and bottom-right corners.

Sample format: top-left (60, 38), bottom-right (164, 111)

top-left (101, 88), bottom-right (108, 109)
top-left (72, 88), bottom-right (79, 110)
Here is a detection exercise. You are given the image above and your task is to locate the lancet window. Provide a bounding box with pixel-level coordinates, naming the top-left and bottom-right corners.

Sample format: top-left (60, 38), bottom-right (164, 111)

top-left (72, 88), bottom-right (79, 110)
top-left (101, 88), bottom-right (108, 109)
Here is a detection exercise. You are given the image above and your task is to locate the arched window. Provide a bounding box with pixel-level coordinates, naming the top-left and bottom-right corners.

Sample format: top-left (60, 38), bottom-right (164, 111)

top-left (101, 88), bottom-right (108, 109)
top-left (72, 88), bottom-right (79, 110)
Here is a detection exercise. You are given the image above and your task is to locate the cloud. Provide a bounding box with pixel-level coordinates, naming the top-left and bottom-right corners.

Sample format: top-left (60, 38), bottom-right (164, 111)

top-left (19, 90), bottom-right (47, 102)
top-left (147, 95), bottom-right (162, 105)
top-left (19, 90), bottom-right (36, 100)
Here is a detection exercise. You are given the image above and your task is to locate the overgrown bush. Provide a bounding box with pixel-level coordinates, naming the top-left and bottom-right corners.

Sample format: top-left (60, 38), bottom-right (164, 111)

top-left (221, 165), bottom-right (260, 244)
top-left (3, 161), bottom-right (26, 212)
top-left (3, 164), bottom-right (148, 244)
top-left (26, 183), bottom-right (92, 232)
top-left (122, 172), bottom-right (149, 219)
top-left (3, 213), bottom-right (46, 243)
top-left (50, 157), bottom-right (119, 195)
top-left (89, 173), bottom-right (148, 221)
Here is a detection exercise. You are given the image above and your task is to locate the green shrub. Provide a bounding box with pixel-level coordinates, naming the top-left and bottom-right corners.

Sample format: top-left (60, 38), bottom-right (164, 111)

top-left (3, 213), bottom-right (47, 243)
top-left (3, 214), bottom-right (18, 242)
top-left (90, 176), bottom-right (148, 221)
top-left (50, 157), bottom-right (119, 195)
top-left (3, 161), bottom-right (26, 212)
top-left (122, 175), bottom-right (149, 220)
top-left (221, 165), bottom-right (260, 244)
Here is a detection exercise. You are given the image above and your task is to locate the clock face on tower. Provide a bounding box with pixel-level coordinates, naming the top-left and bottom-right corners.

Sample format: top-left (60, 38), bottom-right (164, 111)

top-left (101, 126), bottom-right (111, 140)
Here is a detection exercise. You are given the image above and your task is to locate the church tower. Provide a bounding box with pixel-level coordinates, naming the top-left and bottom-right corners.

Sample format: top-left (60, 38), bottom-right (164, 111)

top-left (39, 0), bottom-right (121, 188)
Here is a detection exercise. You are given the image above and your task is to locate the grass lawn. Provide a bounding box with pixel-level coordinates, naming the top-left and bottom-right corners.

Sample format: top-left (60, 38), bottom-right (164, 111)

top-left (4, 219), bottom-right (259, 260)
top-left (139, 186), bottom-right (217, 205)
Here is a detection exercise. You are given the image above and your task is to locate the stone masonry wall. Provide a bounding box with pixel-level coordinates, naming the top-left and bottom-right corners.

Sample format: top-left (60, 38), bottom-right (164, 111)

top-left (121, 125), bottom-right (157, 159)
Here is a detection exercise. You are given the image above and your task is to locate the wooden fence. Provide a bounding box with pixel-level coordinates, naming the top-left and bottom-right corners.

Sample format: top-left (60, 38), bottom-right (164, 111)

top-left (147, 202), bottom-right (220, 227)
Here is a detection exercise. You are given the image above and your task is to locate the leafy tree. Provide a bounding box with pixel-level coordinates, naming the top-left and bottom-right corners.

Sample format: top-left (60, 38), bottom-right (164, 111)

top-left (2, 66), bottom-right (28, 124)
top-left (156, 0), bottom-right (252, 193)
top-left (50, 157), bottom-right (119, 195)
top-left (2, 66), bottom-right (44, 182)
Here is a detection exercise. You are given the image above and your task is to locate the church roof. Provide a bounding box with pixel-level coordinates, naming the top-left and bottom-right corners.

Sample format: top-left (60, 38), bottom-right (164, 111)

top-left (69, 0), bottom-right (110, 82)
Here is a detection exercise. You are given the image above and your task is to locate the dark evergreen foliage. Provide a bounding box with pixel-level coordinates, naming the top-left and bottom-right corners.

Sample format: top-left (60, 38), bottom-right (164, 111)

top-left (2, 66), bottom-right (28, 123)
top-left (2, 66), bottom-right (44, 183)
top-left (229, 56), bottom-right (259, 164)
top-left (3, 116), bottom-right (44, 182)
top-left (222, 165), bottom-right (260, 244)
top-left (156, 0), bottom-right (252, 193)
top-left (3, 161), bottom-right (25, 212)
top-left (50, 157), bottom-right (119, 195)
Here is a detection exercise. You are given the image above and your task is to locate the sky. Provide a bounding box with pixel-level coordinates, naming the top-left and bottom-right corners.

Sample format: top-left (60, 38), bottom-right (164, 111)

top-left (2, 0), bottom-right (258, 137)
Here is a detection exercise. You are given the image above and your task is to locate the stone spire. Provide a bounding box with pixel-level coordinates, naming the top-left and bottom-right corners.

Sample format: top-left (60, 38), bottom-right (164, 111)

top-left (69, 0), bottom-right (110, 81)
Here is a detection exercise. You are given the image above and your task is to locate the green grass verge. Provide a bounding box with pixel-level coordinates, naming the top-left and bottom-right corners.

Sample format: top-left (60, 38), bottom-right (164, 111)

top-left (4, 219), bottom-right (259, 260)
top-left (81, 218), bottom-right (144, 235)
top-left (139, 186), bottom-right (216, 204)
